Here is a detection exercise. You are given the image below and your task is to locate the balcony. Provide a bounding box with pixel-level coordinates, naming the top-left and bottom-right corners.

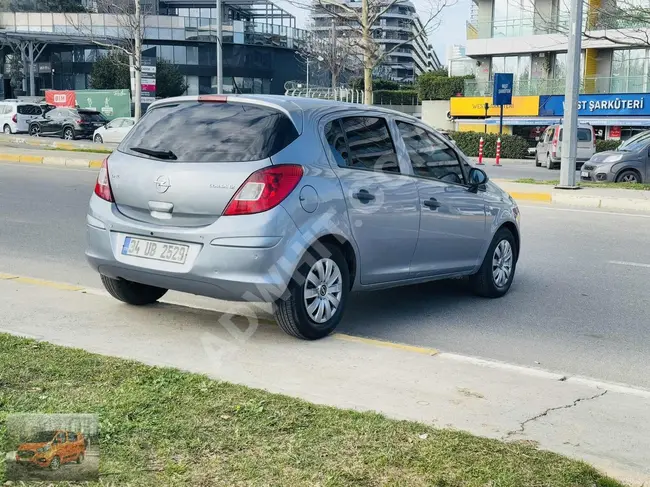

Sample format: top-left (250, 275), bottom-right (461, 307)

top-left (464, 76), bottom-right (650, 97)
top-left (468, 15), bottom-right (572, 39)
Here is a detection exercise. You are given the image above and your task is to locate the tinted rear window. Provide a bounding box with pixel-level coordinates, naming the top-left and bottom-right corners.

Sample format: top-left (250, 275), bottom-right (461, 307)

top-left (78, 111), bottom-right (107, 122)
top-left (119, 102), bottom-right (299, 162)
top-left (558, 128), bottom-right (592, 142)
top-left (17, 104), bottom-right (41, 115)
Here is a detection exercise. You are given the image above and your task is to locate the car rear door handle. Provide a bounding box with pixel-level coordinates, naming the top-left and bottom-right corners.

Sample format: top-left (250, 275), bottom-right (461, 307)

top-left (352, 189), bottom-right (375, 202)
top-left (423, 198), bottom-right (441, 209)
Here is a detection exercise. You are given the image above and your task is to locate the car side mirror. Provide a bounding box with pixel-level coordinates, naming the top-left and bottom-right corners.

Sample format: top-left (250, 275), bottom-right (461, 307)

top-left (468, 167), bottom-right (488, 192)
top-left (535, 136), bottom-right (540, 142)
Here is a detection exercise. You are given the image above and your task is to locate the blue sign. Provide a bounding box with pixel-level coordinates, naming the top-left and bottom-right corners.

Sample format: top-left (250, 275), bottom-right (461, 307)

top-left (492, 73), bottom-right (514, 106)
top-left (539, 93), bottom-right (650, 117)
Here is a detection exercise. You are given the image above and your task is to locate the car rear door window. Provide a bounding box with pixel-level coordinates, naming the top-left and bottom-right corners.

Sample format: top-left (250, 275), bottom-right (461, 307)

top-left (17, 104), bottom-right (40, 115)
top-left (397, 121), bottom-right (465, 184)
top-left (325, 120), bottom-right (350, 167)
top-left (120, 101), bottom-right (299, 162)
top-left (68, 432), bottom-right (77, 441)
top-left (558, 128), bottom-right (592, 142)
top-left (336, 116), bottom-right (400, 173)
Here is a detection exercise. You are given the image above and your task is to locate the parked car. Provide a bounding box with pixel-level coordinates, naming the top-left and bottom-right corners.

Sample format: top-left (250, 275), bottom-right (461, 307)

top-left (0, 101), bottom-right (43, 134)
top-left (93, 117), bottom-right (135, 144)
top-left (29, 108), bottom-right (108, 140)
top-left (15, 430), bottom-right (86, 470)
top-left (86, 95), bottom-right (521, 340)
top-left (535, 123), bottom-right (596, 169)
top-left (581, 130), bottom-right (650, 184)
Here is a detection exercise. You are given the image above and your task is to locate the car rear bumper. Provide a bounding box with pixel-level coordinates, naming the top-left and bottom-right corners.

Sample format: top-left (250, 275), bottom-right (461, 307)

top-left (85, 195), bottom-right (309, 303)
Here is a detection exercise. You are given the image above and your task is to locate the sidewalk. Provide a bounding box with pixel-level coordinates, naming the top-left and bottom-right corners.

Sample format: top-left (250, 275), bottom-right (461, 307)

top-left (495, 179), bottom-right (650, 212)
top-left (1, 274), bottom-right (648, 485)
top-left (0, 133), bottom-right (116, 152)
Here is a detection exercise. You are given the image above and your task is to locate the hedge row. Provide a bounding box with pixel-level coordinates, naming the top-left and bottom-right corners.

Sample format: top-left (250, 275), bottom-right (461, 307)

top-left (596, 139), bottom-right (621, 153)
top-left (417, 73), bottom-right (474, 101)
top-left (448, 131), bottom-right (530, 159)
top-left (373, 89), bottom-right (419, 105)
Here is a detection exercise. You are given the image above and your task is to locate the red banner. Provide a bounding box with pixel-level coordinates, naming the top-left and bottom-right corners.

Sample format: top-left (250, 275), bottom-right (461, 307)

top-left (45, 90), bottom-right (77, 108)
top-left (609, 126), bottom-right (621, 138)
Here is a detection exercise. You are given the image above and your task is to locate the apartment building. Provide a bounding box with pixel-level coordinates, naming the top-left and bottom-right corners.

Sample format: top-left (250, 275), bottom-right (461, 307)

top-left (311, 1), bottom-right (441, 83)
top-left (456, 0), bottom-right (650, 141)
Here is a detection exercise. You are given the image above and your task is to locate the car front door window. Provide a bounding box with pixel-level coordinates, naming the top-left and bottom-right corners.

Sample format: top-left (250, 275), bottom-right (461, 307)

top-left (396, 122), bottom-right (465, 185)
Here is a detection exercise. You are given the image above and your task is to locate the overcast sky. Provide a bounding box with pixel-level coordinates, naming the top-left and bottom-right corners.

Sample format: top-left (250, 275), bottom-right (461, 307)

top-left (276, 0), bottom-right (470, 63)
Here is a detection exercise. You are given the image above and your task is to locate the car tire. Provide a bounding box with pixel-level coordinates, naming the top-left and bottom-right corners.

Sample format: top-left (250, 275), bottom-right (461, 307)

top-left (3, 124), bottom-right (12, 135)
top-left (29, 125), bottom-right (40, 137)
top-left (535, 154), bottom-right (541, 167)
top-left (94, 134), bottom-right (103, 144)
top-left (63, 127), bottom-right (75, 140)
top-left (49, 456), bottom-right (61, 470)
top-left (470, 227), bottom-right (517, 298)
top-left (100, 275), bottom-right (168, 305)
top-left (77, 453), bottom-right (84, 464)
top-left (274, 243), bottom-right (350, 340)
top-left (616, 169), bottom-right (641, 184)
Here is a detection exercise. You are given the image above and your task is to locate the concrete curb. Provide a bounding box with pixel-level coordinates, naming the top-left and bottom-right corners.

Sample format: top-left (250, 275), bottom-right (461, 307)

top-left (0, 133), bottom-right (113, 153)
top-left (505, 186), bottom-right (650, 212)
top-left (0, 152), bottom-right (104, 169)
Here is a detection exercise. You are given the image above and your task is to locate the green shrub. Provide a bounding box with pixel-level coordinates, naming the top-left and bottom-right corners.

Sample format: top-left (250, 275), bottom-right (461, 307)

top-left (596, 139), bottom-right (621, 153)
top-left (448, 131), bottom-right (530, 159)
top-left (373, 90), bottom-right (419, 105)
top-left (417, 73), bottom-right (474, 100)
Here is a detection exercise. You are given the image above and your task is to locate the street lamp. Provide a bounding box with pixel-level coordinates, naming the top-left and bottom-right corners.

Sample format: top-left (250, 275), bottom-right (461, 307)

top-left (305, 56), bottom-right (324, 96)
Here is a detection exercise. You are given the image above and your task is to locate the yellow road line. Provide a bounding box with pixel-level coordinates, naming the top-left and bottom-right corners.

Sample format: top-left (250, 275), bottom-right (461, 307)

top-left (333, 333), bottom-right (439, 356)
top-left (1, 274), bottom-right (85, 291)
top-left (508, 191), bottom-right (553, 203)
top-left (0, 273), bottom-right (18, 280)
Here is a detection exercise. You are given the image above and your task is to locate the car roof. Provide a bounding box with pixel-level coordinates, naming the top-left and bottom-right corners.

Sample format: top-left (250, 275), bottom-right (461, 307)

top-left (148, 95), bottom-right (419, 135)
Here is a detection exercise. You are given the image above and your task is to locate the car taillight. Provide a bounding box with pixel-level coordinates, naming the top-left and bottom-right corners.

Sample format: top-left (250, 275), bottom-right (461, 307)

top-left (94, 158), bottom-right (114, 202)
top-left (552, 126), bottom-right (560, 157)
top-left (76, 119), bottom-right (83, 124)
top-left (11, 114), bottom-right (17, 123)
top-left (223, 165), bottom-right (303, 216)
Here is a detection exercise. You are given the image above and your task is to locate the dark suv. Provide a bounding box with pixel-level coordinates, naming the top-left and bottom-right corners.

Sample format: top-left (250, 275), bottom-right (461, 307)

top-left (29, 108), bottom-right (108, 140)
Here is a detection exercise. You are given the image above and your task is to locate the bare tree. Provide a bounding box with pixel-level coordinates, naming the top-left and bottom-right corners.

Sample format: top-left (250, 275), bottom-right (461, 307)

top-left (65, 0), bottom-right (147, 118)
top-left (296, 23), bottom-right (362, 91)
top-left (289, 0), bottom-right (452, 104)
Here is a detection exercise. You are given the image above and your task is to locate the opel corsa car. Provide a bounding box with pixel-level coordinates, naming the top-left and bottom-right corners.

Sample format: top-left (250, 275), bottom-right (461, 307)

top-left (86, 95), bottom-right (521, 340)
top-left (15, 430), bottom-right (86, 470)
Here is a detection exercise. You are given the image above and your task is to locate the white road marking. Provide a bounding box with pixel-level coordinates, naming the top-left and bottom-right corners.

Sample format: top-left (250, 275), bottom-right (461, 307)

top-left (519, 205), bottom-right (650, 218)
top-left (608, 260), bottom-right (650, 269)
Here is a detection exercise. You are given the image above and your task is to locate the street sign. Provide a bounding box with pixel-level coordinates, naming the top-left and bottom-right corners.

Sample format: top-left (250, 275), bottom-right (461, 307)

top-left (492, 73), bottom-right (513, 106)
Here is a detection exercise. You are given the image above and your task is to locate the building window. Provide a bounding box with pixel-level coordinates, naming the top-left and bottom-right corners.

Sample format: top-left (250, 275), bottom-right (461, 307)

top-left (160, 45), bottom-right (173, 63)
top-left (186, 75), bottom-right (199, 95)
top-left (173, 45), bottom-right (186, 64)
top-left (492, 0), bottom-right (534, 37)
top-left (611, 48), bottom-right (648, 93)
top-left (187, 46), bottom-right (198, 65)
top-left (199, 76), bottom-right (212, 94)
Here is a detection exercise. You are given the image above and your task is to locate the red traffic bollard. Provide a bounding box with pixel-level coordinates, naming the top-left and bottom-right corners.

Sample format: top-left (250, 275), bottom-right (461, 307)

top-left (477, 137), bottom-right (484, 165)
top-left (494, 137), bottom-right (502, 166)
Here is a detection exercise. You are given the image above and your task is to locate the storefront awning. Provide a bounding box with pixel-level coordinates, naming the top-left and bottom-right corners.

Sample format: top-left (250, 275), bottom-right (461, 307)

top-left (457, 117), bottom-right (650, 127)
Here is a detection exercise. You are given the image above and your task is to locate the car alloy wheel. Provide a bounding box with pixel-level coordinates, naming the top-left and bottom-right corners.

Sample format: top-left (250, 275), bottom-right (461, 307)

top-left (492, 239), bottom-right (513, 288)
top-left (94, 135), bottom-right (103, 144)
top-left (50, 456), bottom-right (60, 470)
top-left (64, 128), bottom-right (74, 140)
top-left (30, 126), bottom-right (40, 137)
top-left (3, 125), bottom-right (11, 135)
top-left (303, 257), bottom-right (343, 324)
top-left (620, 173), bottom-right (638, 183)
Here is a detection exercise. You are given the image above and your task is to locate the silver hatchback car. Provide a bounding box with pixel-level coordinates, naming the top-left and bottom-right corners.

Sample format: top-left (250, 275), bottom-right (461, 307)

top-left (86, 95), bottom-right (521, 340)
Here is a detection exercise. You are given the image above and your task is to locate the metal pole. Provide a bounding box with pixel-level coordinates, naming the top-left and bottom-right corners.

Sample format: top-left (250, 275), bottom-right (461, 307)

top-left (484, 102), bottom-right (489, 133)
top-left (28, 41), bottom-right (35, 96)
top-left (499, 104), bottom-right (504, 135)
top-left (216, 0), bottom-right (223, 94)
top-left (306, 59), bottom-right (309, 96)
top-left (330, 18), bottom-right (336, 97)
top-left (51, 69), bottom-right (54, 89)
top-left (559, 0), bottom-right (583, 188)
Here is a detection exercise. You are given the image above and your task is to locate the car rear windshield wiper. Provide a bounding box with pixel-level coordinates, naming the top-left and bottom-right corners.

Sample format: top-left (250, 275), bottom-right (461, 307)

top-left (130, 147), bottom-right (178, 160)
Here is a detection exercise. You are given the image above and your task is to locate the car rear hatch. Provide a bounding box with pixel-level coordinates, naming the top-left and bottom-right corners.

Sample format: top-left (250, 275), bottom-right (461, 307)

top-left (559, 127), bottom-right (594, 160)
top-left (107, 97), bottom-right (300, 227)
top-left (78, 110), bottom-right (107, 130)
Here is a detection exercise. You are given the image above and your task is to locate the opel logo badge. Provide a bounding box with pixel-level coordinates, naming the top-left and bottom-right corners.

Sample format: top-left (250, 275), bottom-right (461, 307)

top-left (155, 175), bottom-right (171, 193)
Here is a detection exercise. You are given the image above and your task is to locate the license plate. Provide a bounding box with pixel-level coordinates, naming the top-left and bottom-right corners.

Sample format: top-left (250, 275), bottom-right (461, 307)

top-left (581, 171), bottom-right (589, 177)
top-left (121, 237), bottom-right (189, 264)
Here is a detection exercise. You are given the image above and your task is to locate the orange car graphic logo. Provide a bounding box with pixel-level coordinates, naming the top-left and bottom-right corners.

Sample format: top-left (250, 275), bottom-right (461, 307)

top-left (15, 430), bottom-right (86, 470)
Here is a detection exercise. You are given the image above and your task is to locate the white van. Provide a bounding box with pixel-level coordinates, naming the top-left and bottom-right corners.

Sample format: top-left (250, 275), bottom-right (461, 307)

top-left (0, 101), bottom-right (43, 135)
top-left (535, 123), bottom-right (596, 170)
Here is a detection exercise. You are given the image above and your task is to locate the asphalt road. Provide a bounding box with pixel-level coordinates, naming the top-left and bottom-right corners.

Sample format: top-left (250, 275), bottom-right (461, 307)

top-left (479, 158), bottom-right (583, 181)
top-left (2, 162), bottom-right (650, 388)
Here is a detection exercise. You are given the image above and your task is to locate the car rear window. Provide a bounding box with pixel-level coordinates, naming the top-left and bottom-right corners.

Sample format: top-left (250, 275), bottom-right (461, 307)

top-left (558, 128), bottom-right (592, 142)
top-left (17, 104), bottom-right (41, 115)
top-left (119, 101), bottom-right (299, 162)
top-left (78, 111), bottom-right (107, 122)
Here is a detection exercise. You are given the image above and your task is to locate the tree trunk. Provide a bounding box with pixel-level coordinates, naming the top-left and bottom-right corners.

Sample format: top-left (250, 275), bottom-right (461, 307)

top-left (133, 0), bottom-right (142, 120)
top-left (361, 0), bottom-right (372, 105)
